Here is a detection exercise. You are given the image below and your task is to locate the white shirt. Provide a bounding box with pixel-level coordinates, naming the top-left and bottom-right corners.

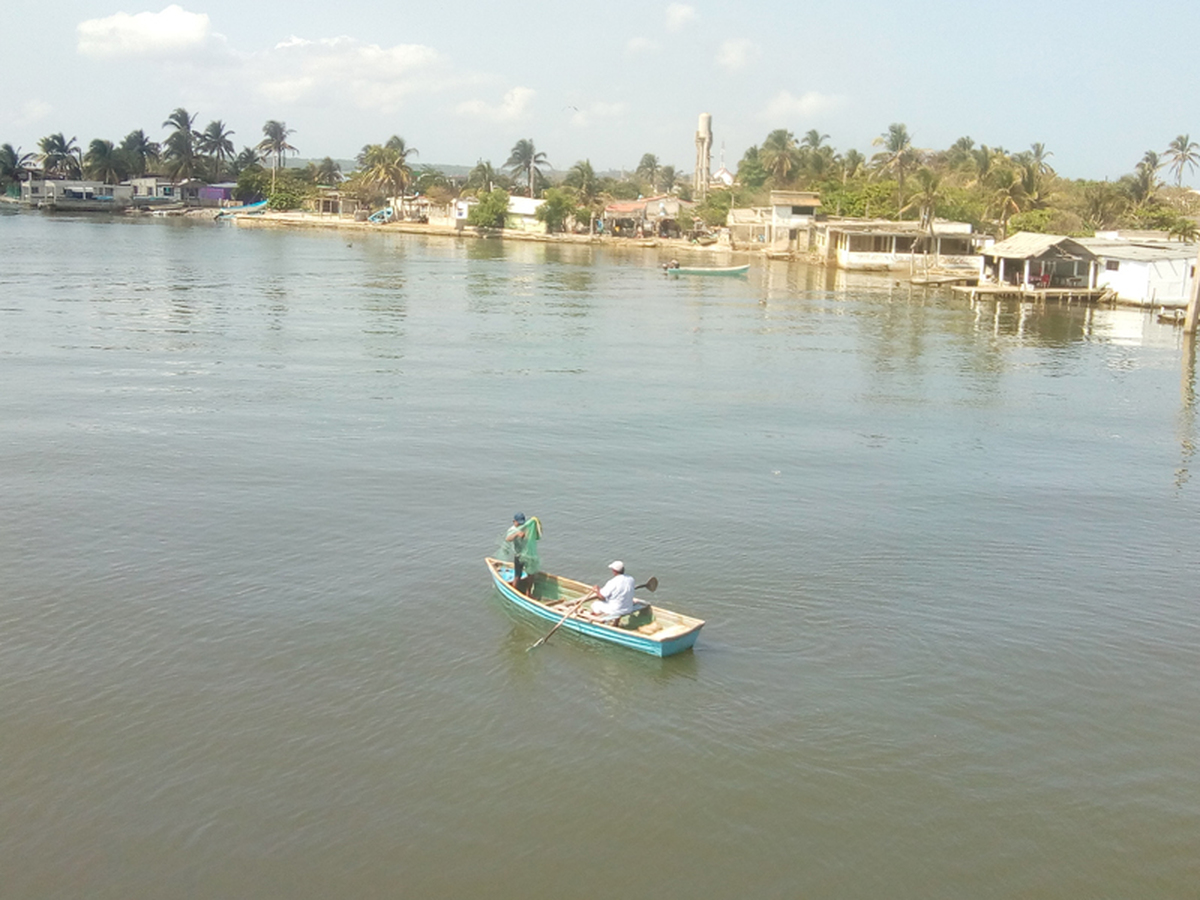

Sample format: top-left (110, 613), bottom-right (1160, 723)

top-left (594, 573), bottom-right (636, 616)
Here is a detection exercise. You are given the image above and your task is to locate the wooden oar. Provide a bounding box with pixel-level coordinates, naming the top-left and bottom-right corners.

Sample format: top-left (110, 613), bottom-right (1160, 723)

top-left (528, 577), bottom-right (657, 651)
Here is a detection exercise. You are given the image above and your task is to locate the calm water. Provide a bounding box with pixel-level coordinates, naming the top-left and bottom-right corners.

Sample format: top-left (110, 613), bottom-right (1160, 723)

top-left (2, 209), bottom-right (1197, 899)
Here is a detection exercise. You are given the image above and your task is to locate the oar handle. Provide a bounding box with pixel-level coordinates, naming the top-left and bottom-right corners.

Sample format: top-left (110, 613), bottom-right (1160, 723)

top-left (529, 590), bottom-right (596, 650)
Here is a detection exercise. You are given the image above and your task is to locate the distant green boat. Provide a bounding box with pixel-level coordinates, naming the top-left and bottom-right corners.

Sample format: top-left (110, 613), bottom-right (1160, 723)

top-left (664, 264), bottom-right (750, 276)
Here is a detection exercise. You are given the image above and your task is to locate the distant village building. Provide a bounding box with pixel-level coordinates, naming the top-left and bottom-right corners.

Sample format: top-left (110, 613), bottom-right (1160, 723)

top-left (602, 195), bottom-right (693, 238)
top-left (129, 177), bottom-right (203, 205)
top-left (814, 218), bottom-right (988, 271)
top-left (1080, 235), bottom-right (1196, 307)
top-left (306, 188), bottom-right (361, 217)
top-left (980, 233), bottom-right (1099, 289)
top-left (769, 191), bottom-right (821, 250)
top-left (505, 195), bottom-right (546, 233)
top-left (20, 179), bottom-right (132, 211)
top-left (449, 195), bottom-right (547, 232)
top-left (727, 207), bottom-right (770, 245)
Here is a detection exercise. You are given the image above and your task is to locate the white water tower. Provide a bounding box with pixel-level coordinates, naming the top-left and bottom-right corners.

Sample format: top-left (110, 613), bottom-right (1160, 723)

top-left (694, 113), bottom-right (713, 200)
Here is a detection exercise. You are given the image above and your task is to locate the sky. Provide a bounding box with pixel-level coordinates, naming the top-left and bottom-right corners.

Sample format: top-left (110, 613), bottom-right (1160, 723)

top-left (4, 0), bottom-right (1200, 183)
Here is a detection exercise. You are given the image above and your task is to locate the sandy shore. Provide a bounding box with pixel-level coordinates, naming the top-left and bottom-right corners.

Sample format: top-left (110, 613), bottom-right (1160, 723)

top-left (229, 209), bottom-right (757, 259)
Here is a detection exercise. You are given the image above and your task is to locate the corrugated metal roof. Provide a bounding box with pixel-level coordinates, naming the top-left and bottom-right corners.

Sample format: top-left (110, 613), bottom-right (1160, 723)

top-left (983, 233), bottom-right (1094, 260)
top-left (1076, 239), bottom-right (1197, 263)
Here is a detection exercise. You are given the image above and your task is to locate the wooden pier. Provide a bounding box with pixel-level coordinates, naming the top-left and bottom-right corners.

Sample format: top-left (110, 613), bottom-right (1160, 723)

top-left (952, 284), bottom-right (1113, 303)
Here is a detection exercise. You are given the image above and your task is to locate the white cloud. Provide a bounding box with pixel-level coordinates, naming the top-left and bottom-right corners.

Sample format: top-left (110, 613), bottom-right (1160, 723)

top-left (716, 39), bottom-right (756, 72)
top-left (456, 87), bottom-right (535, 123)
top-left (665, 3), bottom-right (695, 31)
top-left (570, 101), bottom-right (627, 128)
top-left (761, 89), bottom-right (842, 120)
top-left (626, 36), bottom-right (660, 54)
top-left (252, 36), bottom-right (449, 111)
top-left (77, 5), bottom-right (212, 58)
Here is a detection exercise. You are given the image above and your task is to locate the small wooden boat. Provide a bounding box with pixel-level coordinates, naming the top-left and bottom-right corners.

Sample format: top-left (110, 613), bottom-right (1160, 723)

top-left (664, 264), bottom-right (750, 276)
top-left (485, 557), bottom-right (704, 657)
top-left (214, 199), bottom-right (268, 219)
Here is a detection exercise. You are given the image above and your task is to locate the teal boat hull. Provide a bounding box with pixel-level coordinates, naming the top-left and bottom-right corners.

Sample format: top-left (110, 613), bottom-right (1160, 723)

top-left (666, 264), bottom-right (749, 276)
top-left (485, 558), bottom-right (702, 657)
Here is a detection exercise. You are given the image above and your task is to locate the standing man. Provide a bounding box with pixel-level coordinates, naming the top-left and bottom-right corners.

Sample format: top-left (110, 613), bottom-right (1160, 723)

top-left (590, 561), bottom-right (636, 618)
top-left (506, 513), bottom-right (530, 587)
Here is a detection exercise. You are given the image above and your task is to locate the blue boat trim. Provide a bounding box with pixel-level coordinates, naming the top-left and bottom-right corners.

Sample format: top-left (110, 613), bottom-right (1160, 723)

top-left (485, 558), bottom-right (703, 657)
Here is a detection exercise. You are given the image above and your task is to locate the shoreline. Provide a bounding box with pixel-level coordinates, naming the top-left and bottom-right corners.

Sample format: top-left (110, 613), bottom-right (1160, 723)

top-left (229, 209), bottom-right (757, 259)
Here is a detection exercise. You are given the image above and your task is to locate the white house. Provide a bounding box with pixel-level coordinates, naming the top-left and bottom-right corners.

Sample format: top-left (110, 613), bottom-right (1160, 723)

top-left (1080, 238), bottom-right (1197, 308)
top-left (451, 195), bottom-right (547, 232)
top-left (814, 218), bottom-right (988, 271)
top-left (20, 179), bottom-right (132, 210)
top-left (506, 195), bottom-right (546, 233)
top-left (129, 177), bottom-right (203, 204)
top-left (768, 190), bottom-right (821, 249)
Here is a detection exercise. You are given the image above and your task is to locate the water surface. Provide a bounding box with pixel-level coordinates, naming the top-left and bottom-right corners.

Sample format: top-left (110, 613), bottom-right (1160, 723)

top-left (2, 210), bottom-right (1197, 899)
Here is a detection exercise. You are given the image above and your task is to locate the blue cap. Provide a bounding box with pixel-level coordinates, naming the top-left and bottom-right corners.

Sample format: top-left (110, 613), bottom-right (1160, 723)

top-left (513, 513), bottom-right (526, 523)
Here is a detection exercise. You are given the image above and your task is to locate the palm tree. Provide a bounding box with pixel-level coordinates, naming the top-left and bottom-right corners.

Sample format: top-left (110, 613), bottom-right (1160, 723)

top-left (230, 147), bottom-right (261, 178)
top-left (1027, 142), bottom-right (1054, 175)
top-left (839, 148), bottom-right (865, 184)
top-left (1012, 146), bottom-right (1055, 210)
top-left (987, 167), bottom-right (1027, 239)
top-left (564, 159), bottom-right (599, 200)
top-left (257, 120), bottom-right (297, 192)
top-left (119, 130), bottom-right (160, 177)
top-left (357, 141), bottom-right (415, 209)
top-left (504, 138), bottom-right (547, 198)
top-left (657, 164), bottom-right (678, 194)
top-left (760, 129), bottom-right (799, 185)
top-left (800, 129), bottom-right (830, 152)
top-left (635, 153), bottom-right (660, 190)
top-left (84, 139), bottom-right (129, 184)
top-left (197, 120), bottom-right (236, 180)
top-left (385, 135), bottom-right (418, 165)
top-left (313, 157), bottom-right (342, 185)
top-left (902, 167), bottom-right (943, 232)
top-left (463, 159), bottom-right (509, 194)
top-left (946, 136), bottom-right (975, 172)
top-left (1128, 151), bottom-right (1163, 207)
top-left (565, 159), bottom-right (602, 232)
top-left (1079, 181), bottom-right (1128, 232)
top-left (162, 108), bottom-right (201, 181)
top-left (872, 123), bottom-right (916, 217)
top-left (1165, 134), bottom-right (1200, 187)
top-left (967, 144), bottom-right (999, 187)
top-left (38, 133), bottom-right (82, 179)
top-left (0, 143), bottom-right (36, 188)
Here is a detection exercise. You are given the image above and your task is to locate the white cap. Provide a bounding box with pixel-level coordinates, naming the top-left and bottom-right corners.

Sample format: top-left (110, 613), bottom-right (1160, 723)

top-left (608, 560), bottom-right (624, 572)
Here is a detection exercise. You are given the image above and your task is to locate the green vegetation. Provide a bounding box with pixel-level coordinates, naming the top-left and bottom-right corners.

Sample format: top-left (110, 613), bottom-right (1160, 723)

top-left (730, 126), bottom-right (1200, 238)
top-left (7, 110), bottom-right (1200, 240)
top-left (467, 188), bottom-right (510, 228)
top-left (505, 139), bottom-right (548, 198)
top-left (535, 187), bottom-right (575, 233)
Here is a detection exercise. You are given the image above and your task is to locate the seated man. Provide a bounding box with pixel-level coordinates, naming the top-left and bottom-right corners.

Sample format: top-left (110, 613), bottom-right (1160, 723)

top-left (590, 561), bottom-right (636, 619)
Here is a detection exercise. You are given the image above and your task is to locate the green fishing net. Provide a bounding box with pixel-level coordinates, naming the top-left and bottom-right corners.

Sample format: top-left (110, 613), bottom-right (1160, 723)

top-left (496, 516), bottom-right (542, 575)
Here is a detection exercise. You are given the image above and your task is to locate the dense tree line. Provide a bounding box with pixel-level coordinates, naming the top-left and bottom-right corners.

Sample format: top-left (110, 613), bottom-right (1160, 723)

top-left (5, 114), bottom-right (1200, 238)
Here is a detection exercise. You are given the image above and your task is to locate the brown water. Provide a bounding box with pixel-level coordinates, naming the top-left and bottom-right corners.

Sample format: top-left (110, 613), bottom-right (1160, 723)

top-left (2, 210), bottom-right (1198, 898)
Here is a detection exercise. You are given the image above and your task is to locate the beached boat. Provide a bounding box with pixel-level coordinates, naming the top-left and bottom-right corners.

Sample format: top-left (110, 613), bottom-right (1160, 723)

top-left (665, 264), bottom-right (750, 276)
top-left (215, 200), bottom-right (268, 219)
top-left (485, 557), bottom-right (704, 657)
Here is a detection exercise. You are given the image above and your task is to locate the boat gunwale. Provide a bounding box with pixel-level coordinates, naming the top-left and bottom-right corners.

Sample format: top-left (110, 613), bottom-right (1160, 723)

top-left (484, 557), bottom-right (703, 655)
